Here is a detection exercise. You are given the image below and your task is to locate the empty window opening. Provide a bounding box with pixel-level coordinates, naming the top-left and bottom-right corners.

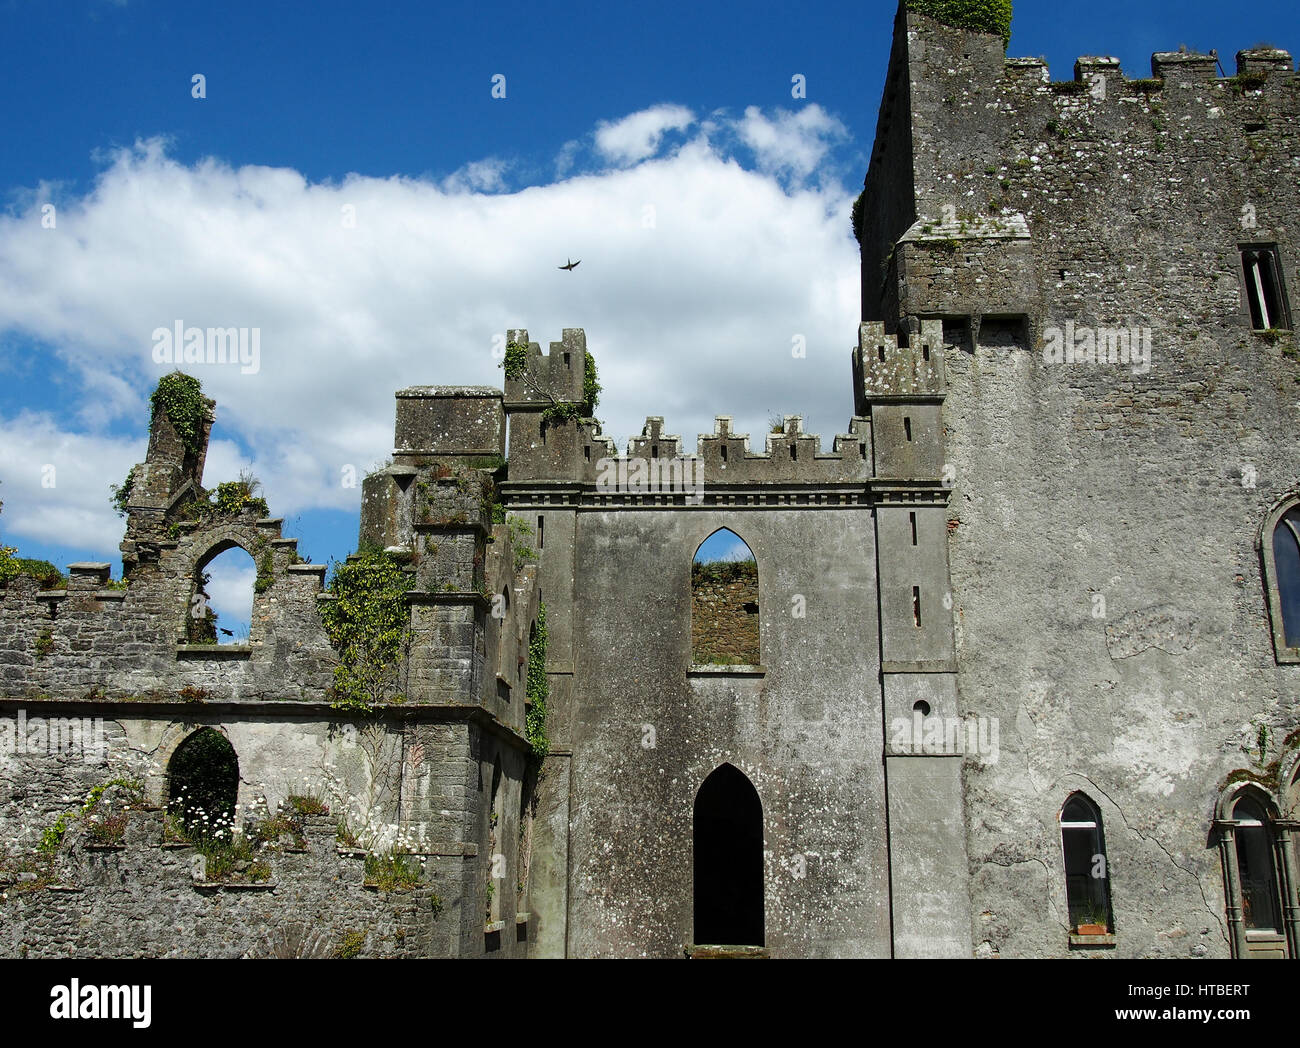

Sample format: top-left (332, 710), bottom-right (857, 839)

top-left (1273, 508), bottom-right (1300, 648)
top-left (517, 766), bottom-right (538, 916)
top-left (692, 529), bottom-right (759, 666)
top-left (1061, 793), bottom-right (1113, 934)
top-left (168, 728), bottom-right (239, 841)
top-left (652, 444), bottom-right (658, 458)
top-left (877, 344), bottom-right (886, 362)
top-left (912, 586), bottom-right (922, 627)
top-left (978, 316), bottom-right (1027, 355)
top-left (790, 444), bottom-right (797, 461)
top-left (922, 343), bottom-right (931, 362)
top-left (188, 544), bottom-right (256, 645)
top-left (487, 760), bottom-right (503, 928)
top-left (910, 512), bottom-right (918, 546)
top-left (942, 318), bottom-right (972, 352)
top-left (537, 515), bottom-right (545, 550)
top-left (1242, 247), bottom-right (1291, 330)
top-left (497, 587), bottom-right (511, 684)
top-left (913, 700), bottom-right (931, 716)
top-left (721, 444), bottom-right (728, 462)
top-left (694, 764), bottom-right (764, 947)
top-left (903, 417), bottom-right (913, 442)
top-left (563, 352), bottom-right (571, 366)
top-left (584, 445), bottom-right (590, 461)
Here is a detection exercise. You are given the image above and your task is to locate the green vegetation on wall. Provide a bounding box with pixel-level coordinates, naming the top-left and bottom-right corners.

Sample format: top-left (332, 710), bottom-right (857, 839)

top-left (525, 602), bottom-right (549, 759)
top-left (319, 549), bottom-right (414, 710)
top-left (150, 371), bottom-right (208, 456)
top-left (906, 0), bottom-right (1012, 48)
top-left (499, 340), bottom-right (601, 427)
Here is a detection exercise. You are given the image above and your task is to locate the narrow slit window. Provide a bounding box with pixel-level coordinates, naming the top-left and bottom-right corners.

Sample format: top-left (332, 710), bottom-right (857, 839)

top-left (1242, 246), bottom-right (1291, 331)
top-left (909, 512), bottom-right (918, 546)
top-left (922, 343), bottom-right (931, 361)
top-left (903, 417), bottom-right (912, 442)
top-left (877, 344), bottom-right (886, 362)
top-left (721, 444), bottom-right (728, 462)
top-left (537, 515), bottom-right (544, 550)
top-left (912, 586), bottom-right (922, 627)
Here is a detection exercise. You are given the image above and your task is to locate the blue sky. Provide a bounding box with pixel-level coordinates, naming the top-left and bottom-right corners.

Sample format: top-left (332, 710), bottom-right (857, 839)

top-left (0, 0), bottom-right (1295, 637)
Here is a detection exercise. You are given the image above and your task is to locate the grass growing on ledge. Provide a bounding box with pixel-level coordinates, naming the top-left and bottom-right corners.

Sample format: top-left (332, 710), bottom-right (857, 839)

top-left (364, 851), bottom-right (423, 890)
top-left (906, 0), bottom-right (1012, 48)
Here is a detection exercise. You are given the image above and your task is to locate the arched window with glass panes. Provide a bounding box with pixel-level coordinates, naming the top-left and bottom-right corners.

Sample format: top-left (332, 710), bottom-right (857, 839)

top-left (1260, 499), bottom-right (1300, 663)
top-left (1215, 786), bottom-right (1298, 959)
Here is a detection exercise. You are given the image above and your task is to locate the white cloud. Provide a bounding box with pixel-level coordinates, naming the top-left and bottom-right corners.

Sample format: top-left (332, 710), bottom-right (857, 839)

top-left (0, 108), bottom-right (860, 559)
top-left (441, 158), bottom-right (509, 194)
top-left (0, 411), bottom-right (139, 554)
top-left (735, 104), bottom-right (849, 179)
top-left (594, 104), bottom-right (695, 165)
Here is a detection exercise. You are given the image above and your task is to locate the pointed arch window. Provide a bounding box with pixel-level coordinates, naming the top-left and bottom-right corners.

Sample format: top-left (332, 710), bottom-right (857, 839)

top-left (167, 728), bottom-right (239, 841)
top-left (691, 528), bottom-right (759, 668)
top-left (694, 764), bottom-right (764, 948)
top-left (1260, 500), bottom-right (1300, 663)
top-left (1061, 793), bottom-right (1113, 935)
top-left (183, 541), bottom-right (256, 646)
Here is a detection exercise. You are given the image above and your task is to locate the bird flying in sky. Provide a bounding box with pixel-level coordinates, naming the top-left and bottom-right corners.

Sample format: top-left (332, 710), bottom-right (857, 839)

top-left (558, 259), bottom-right (580, 271)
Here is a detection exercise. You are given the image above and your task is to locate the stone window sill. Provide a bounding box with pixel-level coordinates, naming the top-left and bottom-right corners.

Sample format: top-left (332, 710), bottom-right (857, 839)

top-left (687, 665), bottom-right (766, 678)
top-left (176, 644), bottom-right (253, 660)
top-left (684, 944), bottom-right (771, 959)
top-left (1068, 933), bottom-right (1116, 948)
top-left (484, 920), bottom-right (506, 934)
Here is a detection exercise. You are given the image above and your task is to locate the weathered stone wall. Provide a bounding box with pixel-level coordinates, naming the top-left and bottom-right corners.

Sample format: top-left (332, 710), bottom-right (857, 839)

top-left (1, 808), bottom-right (447, 959)
top-left (0, 379), bottom-right (543, 958)
top-left (862, 8), bottom-right (1300, 958)
top-left (554, 505), bottom-right (889, 958)
top-left (690, 564), bottom-right (759, 665)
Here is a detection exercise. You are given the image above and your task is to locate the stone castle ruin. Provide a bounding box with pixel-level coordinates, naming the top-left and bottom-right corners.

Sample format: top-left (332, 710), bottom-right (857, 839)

top-left (1, 1), bottom-right (1298, 958)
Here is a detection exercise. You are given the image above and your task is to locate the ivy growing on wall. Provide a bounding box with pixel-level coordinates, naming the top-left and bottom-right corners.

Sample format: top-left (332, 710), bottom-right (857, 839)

top-left (109, 466), bottom-right (136, 518)
top-left (150, 371), bottom-right (208, 456)
top-left (906, 0), bottom-right (1012, 48)
top-left (525, 603), bottom-right (550, 759)
top-left (502, 340), bottom-right (529, 381)
top-left (319, 549), bottom-right (414, 711)
top-left (498, 340), bottom-right (602, 427)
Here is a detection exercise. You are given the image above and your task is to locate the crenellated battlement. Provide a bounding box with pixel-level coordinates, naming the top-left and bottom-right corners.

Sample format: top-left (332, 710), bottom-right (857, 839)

top-left (854, 319), bottom-right (946, 412)
top-left (503, 328), bottom-right (589, 408)
top-left (860, 4), bottom-right (1300, 329)
top-left (531, 412), bottom-right (875, 493)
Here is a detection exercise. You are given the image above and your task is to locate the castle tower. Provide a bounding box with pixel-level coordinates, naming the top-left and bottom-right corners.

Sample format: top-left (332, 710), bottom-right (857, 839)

top-left (119, 375), bottom-right (215, 573)
top-left (857, 317), bottom-right (972, 958)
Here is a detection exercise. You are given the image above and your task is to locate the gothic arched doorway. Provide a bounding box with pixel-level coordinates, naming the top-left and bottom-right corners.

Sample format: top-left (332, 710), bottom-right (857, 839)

top-left (693, 763), bottom-right (764, 946)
